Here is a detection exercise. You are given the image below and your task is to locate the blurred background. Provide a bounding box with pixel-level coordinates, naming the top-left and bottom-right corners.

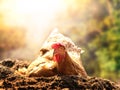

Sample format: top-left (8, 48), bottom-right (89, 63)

top-left (0, 0), bottom-right (120, 82)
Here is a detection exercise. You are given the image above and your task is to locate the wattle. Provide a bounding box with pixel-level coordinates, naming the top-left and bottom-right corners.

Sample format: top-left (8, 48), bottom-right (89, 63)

top-left (53, 54), bottom-right (65, 62)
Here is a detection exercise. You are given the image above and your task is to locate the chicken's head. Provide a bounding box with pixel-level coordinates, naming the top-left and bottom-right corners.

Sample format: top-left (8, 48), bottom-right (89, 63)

top-left (51, 43), bottom-right (66, 63)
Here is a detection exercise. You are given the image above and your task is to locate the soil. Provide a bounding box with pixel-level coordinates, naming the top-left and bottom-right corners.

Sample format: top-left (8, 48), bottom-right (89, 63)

top-left (0, 58), bottom-right (119, 90)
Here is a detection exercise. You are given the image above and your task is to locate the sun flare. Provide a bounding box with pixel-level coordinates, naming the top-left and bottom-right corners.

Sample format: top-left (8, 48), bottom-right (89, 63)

top-left (0, 0), bottom-right (66, 27)
top-left (0, 0), bottom-right (67, 44)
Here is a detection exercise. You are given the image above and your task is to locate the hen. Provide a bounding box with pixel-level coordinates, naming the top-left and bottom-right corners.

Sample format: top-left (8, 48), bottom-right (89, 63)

top-left (17, 29), bottom-right (87, 77)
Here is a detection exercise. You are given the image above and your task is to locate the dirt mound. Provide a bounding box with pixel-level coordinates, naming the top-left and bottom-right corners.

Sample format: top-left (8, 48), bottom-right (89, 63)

top-left (0, 59), bottom-right (119, 90)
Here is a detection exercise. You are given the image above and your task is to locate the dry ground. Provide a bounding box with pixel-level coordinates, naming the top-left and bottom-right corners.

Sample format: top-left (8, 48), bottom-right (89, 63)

top-left (0, 59), bottom-right (119, 90)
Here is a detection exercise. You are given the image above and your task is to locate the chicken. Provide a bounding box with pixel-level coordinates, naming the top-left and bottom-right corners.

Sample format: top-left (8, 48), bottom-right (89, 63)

top-left (16, 28), bottom-right (87, 77)
top-left (51, 42), bottom-right (87, 77)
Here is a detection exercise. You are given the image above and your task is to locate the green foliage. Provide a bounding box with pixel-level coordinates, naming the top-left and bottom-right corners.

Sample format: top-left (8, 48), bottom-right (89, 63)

top-left (88, 0), bottom-right (120, 80)
top-left (62, 0), bottom-right (120, 81)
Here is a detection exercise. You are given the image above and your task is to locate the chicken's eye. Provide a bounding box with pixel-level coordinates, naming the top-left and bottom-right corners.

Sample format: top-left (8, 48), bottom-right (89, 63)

top-left (57, 47), bottom-right (64, 51)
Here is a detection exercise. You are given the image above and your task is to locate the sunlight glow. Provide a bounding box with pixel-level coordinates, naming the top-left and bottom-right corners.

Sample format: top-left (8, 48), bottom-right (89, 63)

top-left (0, 0), bottom-right (66, 27)
top-left (0, 0), bottom-right (66, 45)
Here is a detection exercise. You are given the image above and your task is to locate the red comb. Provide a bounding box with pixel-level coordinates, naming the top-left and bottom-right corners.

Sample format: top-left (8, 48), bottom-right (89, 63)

top-left (51, 43), bottom-right (64, 49)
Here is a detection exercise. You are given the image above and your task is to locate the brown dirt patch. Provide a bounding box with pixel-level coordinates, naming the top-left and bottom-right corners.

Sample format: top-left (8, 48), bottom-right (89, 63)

top-left (0, 59), bottom-right (119, 90)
